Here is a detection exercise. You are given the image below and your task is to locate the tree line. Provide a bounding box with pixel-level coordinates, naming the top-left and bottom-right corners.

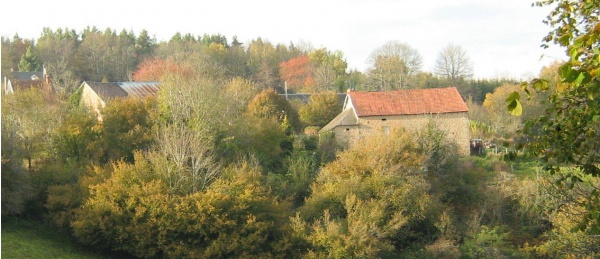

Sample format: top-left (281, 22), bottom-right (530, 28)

top-left (2, 26), bottom-right (515, 103)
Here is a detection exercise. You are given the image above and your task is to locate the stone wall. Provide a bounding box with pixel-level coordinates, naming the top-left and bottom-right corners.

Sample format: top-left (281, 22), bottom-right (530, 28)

top-left (334, 112), bottom-right (470, 156)
top-left (80, 84), bottom-right (105, 119)
top-left (331, 124), bottom-right (361, 146)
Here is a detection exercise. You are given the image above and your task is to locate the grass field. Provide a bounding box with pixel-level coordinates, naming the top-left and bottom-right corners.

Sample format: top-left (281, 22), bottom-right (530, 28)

top-left (1, 217), bottom-right (106, 259)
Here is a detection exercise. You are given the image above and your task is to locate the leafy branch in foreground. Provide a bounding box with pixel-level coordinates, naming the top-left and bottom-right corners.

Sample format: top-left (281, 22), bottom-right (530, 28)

top-left (508, 0), bottom-right (599, 232)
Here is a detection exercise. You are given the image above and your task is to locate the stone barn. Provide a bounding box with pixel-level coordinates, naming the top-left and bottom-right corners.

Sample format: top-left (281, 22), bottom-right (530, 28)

top-left (319, 87), bottom-right (470, 156)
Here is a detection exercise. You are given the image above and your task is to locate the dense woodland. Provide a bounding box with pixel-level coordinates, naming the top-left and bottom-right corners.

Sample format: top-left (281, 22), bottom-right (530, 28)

top-left (2, 0), bottom-right (599, 258)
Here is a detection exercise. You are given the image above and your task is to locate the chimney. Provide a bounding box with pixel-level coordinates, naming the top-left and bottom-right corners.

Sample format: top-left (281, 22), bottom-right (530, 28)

top-left (284, 81), bottom-right (288, 100)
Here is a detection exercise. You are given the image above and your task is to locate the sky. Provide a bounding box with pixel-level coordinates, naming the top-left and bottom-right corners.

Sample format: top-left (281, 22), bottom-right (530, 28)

top-left (1, 0), bottom-right (567, 80)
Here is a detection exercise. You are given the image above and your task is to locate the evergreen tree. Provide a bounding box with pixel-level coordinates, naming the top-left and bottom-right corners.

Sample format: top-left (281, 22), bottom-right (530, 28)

top-left (18, 46), bottom-right (42, 72)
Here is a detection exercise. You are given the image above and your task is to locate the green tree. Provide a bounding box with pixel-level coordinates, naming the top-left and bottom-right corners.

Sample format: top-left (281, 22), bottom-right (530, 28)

top-left (135, 29), bottom-right (156, 59)
top-left (2, 34), bottom-right (33, 75)
top-left (18, 46), bottom-right (42, 72)
top-left (509, 0), bottom-right (600, 232)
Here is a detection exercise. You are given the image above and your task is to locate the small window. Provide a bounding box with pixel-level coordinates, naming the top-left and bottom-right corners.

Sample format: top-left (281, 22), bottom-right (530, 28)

top-left (381, 118), bottom-right (387, 121)
top-left (345, 128), bottom-right (350, 131)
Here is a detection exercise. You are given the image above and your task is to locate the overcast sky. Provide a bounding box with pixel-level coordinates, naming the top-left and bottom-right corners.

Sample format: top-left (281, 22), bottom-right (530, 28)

top-left (1, 0), bottom-right (566, 79)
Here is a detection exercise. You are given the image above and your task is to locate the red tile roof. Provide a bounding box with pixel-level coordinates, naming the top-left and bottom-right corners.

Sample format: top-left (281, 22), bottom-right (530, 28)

top-left (348, 87), bottom-right (468, 116)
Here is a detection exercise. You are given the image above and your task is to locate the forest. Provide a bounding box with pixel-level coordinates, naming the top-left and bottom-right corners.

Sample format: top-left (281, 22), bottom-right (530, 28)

top-left (1, 0), bottom-right (599, 258)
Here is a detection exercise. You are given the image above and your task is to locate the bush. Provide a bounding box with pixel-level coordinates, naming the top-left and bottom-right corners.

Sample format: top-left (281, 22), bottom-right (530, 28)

top-left (295, 129), bottom-right (435, 257)
top-left (71, 155), bottom-right (303, 258)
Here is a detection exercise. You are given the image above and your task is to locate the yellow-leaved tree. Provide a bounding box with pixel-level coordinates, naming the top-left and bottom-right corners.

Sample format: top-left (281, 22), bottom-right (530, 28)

top-left (293, 129), bottom-right (433, 257)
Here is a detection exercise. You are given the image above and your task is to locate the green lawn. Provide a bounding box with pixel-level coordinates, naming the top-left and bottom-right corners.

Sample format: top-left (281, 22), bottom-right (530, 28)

top-left (1, 217), bottom-right (106, 259)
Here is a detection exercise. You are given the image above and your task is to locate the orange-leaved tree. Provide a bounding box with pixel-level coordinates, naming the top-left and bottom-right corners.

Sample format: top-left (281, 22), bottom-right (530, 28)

top-left (132, 58), bottom-right (194, 81)
top-left (279, 55), bottom-right (315, 92)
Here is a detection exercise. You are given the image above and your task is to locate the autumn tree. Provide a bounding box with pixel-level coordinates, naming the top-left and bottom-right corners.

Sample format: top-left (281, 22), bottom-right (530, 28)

top-left (2, 87), bottom-right (66, 217)
top-left (1, 88), bottom-right (62, 171)
top-left (113, 29), bottom-right (138, 81)
top-left (97, 97), bottom-right (156, 163)
top-left (366, 41), bottom-right (422, 90)
top-left (247, 89), bottom-right (301, 130)
top-left (294, 129), bottom-right (432, 257)
top-left (483, 84), bottom-right (528, 137)
top-left (224, 36), bottom-right (248, 77)
top-left (224, 77), bottom-right (261, 116)
top-left (132, 58), bottom-right (194, 81)
top-left (308, 48), bottom-right (348, 91)
top-left (52, 108), bottom-right (101, 163)
top-left (71, 154), bottom-right (302, 258)
top-left (1, 105), bottom-right (32, 216)
top-left (150, 124), bottom-right (220, 194)
top-left (246, 38), bottom-right (281, 89)
top-left (299, 91), bottom-right (342, 128)
top-left (434, 44), bottom-right (473, 84)
top-left (220, 114), bottom-right (287, 172)
top-left (76, 28), bottom-right (113, 81)
top-left (75, 27), bottom-right (141, 82)
top-left (279, 55), bottom-right (315, 92)
top-left (36, 27), bottom-right (80, 92)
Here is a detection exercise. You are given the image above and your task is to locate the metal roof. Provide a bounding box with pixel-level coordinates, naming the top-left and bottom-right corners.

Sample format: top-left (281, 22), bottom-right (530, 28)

top-left (118, 82), bottom-right (160, 98)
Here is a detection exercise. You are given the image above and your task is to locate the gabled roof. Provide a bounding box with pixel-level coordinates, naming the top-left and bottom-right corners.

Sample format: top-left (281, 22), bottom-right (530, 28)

top-left (348, 87), bottom-right (468, 117)
top-left (85, 82), bottom-right (128, 100)
top-left (83, 81), bottom-right (160, 100)
top-left (319, 108), bottom-right (358, 133)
